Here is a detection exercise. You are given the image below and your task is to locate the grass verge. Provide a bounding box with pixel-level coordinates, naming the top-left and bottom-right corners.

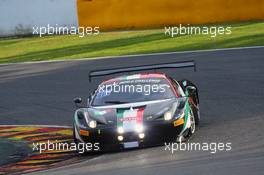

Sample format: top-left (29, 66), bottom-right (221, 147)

top-left (0, 21), bottom-right (264, 64)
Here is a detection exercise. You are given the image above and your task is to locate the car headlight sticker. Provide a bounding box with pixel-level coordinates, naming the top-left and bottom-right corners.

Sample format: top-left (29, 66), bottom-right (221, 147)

top-left (164, 111), bottom-right (173, 120)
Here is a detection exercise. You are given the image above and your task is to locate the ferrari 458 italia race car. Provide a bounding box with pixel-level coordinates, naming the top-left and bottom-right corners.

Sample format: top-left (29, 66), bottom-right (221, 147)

top-left (73, 61), bottom-right (200, 151)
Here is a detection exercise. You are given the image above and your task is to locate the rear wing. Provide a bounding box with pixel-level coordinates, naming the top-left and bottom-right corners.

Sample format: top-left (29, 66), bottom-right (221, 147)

top-left (89, 60), bottom-right (196, 82)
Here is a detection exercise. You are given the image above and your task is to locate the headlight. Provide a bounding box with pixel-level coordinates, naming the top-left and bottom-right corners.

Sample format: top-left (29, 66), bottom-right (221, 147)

top-left (164, 111), bottom-right (173, 121)
top-left (88, 120), bottom-right (97, 128)
top-left (135, 124), bottom-right (144, 133)
top-left (138, 133), bottom-right (145, 139)
top-left (117, 126), bottom-right (124, 134)
top-left (117, 135), bottom-right (124, 141)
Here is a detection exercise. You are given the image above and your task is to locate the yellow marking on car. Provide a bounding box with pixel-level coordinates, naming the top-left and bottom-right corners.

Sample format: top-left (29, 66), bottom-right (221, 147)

top-left (174, 118), bottom-right (184, 127)
top-left (79, 129), bottom-right (89, 136)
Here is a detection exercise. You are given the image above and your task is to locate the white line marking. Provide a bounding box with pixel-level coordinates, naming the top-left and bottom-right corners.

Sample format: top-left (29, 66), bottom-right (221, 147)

top-left (0, 125), bottom-right (72, 128)
top-left (0, 45), bottom-right (264, 66)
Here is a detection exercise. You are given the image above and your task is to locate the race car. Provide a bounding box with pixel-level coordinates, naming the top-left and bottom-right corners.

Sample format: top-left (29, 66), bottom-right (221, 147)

top-left (73, 61), bottom-right (200, 151)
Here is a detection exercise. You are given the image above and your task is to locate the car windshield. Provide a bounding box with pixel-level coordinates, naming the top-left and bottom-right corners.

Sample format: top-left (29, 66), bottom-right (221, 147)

top-left (92, 77), bottom-right (175, 106)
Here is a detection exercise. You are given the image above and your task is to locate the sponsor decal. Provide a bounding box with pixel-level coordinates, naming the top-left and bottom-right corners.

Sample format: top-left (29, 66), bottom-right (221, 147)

top-left (104, 73), bottom-right (166, 83)
top-left (118, 117), bottom-right (137, 122)
top-left (117, 108), bottom-right (144, 132)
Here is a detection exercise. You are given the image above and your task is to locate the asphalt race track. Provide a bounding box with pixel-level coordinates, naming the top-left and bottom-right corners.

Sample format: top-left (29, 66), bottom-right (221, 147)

top-left (0, 47), bottom-right (264, 175)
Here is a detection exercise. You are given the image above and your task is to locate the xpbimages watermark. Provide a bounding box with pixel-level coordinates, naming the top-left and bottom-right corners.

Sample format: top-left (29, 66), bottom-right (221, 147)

top-left (32, 24), bottom-right (100, 37)
top-left (98, 82), bottom-right (170, 96)
top-left (164, 142), bottom-right (232, 154)
top-left (32, 140), bottom-right (100, 154)
top-left (165, 24), bottom-right (232, 38)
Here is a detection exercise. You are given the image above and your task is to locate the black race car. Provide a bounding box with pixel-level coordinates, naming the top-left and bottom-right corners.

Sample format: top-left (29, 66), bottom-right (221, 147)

top-left (73, 61), bottom-right (200, 151)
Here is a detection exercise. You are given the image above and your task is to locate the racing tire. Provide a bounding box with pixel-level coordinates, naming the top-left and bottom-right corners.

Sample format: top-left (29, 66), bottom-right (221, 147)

top-left (73, 124), bottom-right (80, 145)
top-left (192, 105), bottom-right (200, 126)
top-left (177, 107), bottom-right (196, 142)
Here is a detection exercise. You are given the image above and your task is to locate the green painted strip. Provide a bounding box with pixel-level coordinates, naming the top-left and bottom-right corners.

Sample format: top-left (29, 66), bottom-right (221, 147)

top-left (117, 109), bottom-right (125, 127)
top-left (183, 92), bottom-right (190, 130)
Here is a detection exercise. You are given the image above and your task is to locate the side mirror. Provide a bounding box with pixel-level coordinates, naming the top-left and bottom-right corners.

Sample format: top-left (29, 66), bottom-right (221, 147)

top-left (185, 86), bottom-right (196, 95)
top-left (74, 97), bottom-right (83, 108)
top-left (186, 86), bottom-right (196, 91)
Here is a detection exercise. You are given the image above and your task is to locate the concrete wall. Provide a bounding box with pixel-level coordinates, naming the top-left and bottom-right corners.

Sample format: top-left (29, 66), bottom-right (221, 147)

top-left (0, 0), bottom-right (78, 36)
top-left (77, 0), bottom-right (264, 30)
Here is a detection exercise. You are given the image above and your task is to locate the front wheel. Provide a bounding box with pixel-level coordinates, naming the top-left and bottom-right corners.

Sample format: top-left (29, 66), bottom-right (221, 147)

top-left (73, 124), bottom-right (80, 145)
top-left (189, 108), bottom-right (196, 134)
top-left (177, 108), bottom-right (196, 142)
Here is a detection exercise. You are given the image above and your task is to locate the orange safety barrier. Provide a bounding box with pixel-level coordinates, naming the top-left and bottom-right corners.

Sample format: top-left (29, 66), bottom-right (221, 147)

top-left (77, 0), bottom-right (264, 30)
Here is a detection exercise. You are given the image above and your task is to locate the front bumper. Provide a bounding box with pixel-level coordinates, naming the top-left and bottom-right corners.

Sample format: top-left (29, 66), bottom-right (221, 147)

top-left (75, 118), bottom-right (184, 149)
